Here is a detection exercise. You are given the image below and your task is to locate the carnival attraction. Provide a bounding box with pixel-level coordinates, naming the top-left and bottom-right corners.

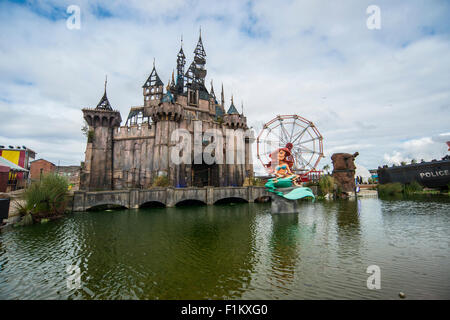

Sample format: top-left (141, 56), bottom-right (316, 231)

top-left (256, 115), bottom-right (324, 209)
top-left (257, 115), bottom-right (324, 180)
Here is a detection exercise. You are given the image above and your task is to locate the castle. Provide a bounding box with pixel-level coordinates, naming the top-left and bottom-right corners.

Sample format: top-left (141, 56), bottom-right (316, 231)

top-left (80, 33), bottom-right (253, 191)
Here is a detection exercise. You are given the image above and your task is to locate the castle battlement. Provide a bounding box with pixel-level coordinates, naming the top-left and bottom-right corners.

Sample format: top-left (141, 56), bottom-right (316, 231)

top-left (223, 114), bottom-right (247, 129)
top-left (114, 125), bottom-right (155, 140)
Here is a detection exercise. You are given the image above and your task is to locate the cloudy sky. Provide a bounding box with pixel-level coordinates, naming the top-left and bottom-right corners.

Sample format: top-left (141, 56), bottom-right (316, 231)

top-left (0, 0), bottom-right (449, 173)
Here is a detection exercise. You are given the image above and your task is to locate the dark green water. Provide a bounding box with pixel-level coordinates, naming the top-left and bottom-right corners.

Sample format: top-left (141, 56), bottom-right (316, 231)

top-left (0, 196), bottom-right (449, 299)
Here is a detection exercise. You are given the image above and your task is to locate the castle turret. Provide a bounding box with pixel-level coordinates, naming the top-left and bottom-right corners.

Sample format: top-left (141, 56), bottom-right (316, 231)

top-left (148, 85), bottom-right (185, 187)
top-left (81, 78), bottom-right (122, 191)
top-left (143, 61), bottom-right (164, 106)
top-left (223, 96), bottom-right (247, 129)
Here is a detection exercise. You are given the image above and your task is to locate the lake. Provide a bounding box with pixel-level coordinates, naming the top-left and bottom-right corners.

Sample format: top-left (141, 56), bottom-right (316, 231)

top-left (0, 195), bottom-right (449, 299)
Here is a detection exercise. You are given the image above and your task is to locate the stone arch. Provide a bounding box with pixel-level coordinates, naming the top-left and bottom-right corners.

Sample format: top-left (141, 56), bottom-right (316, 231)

top-left (140, 201), bottom-right (166, 208)
top-left (214, 197), bottom-right (248, 204)
top-left (175, 199), bottom-right (207, 206)
top-left (102, 116), bottom-right (109, 126)
top-left (85, 203), bottom-right (129, 211)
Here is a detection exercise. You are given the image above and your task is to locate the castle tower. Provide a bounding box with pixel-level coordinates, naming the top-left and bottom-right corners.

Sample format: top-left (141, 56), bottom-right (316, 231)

top-left (81, 78), bottom-right (122, 191)
top-left (147, 87), bottom-right (185, 187)
top-left (176, 39), bottom-right (186, 94)
top-left (143, 61), bottom-right (164, 106)
top-left (185, 31), bottom-right (208, 107)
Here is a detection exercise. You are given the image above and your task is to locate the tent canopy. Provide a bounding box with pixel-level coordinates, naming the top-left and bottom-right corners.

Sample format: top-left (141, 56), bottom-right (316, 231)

top-left (355, 163), bottom-right (371, 183)
top-left (0, 156), bottom-right (28, 172)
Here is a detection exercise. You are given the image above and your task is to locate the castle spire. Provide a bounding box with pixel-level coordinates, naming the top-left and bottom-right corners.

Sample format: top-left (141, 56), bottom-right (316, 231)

top-left (176, 37), bottom-right (186, 92)
top-left (96, 75), bottom-right (113, 110)
top-left (194, 29), bottom-right (206, 58)
top-left (227, 95), bottom-right (239, 114)
top-left (210, 79), bottom-right (215, 97)
top-left (221, 83), bottom-right (224, 108)
top-left (143, 61), bottom-right (164, 104)
top-left (191, 28), bottom-right (207, 85)
top-left (143, 61), bottom-right (163, 88)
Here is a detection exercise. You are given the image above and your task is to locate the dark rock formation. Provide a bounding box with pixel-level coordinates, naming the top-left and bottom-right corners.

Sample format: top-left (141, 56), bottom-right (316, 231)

top-left (331, 152), bottom-right (359, 197)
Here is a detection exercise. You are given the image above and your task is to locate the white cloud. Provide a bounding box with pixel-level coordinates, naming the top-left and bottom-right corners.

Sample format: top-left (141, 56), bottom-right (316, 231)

top-left (383, 135), bottom-right (449, 165)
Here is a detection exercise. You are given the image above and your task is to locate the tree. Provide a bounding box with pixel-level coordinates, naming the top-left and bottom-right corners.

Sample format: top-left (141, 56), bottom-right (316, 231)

top-left (411, 159), bottom-right (417, 164)
top-left (323, 164), bottom-right (330, 174)
top-left (81, 120), bottom-right (94, 143)
top-left (81, 120), bottom-right (89, 137)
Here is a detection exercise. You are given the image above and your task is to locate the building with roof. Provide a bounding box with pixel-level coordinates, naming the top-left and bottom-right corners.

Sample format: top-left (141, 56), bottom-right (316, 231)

top-left (0, 155), bottom-right (29, 192)
top-left (30, 159), bottom-right (56, 181)
top-left (0, 146), bottom-right (35, 190)
top-left (81, 32), bottom-right (252, 190)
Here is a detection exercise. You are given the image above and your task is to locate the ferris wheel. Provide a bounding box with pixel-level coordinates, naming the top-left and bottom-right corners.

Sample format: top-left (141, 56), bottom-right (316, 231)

top-left (256, 114), bottom-right (324, 177)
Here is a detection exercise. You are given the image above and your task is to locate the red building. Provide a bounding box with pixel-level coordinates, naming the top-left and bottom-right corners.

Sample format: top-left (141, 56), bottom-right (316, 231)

top-left (30, 159), bottom-right (56, 181)
top-left (0, 146), bottom-right (36, 190)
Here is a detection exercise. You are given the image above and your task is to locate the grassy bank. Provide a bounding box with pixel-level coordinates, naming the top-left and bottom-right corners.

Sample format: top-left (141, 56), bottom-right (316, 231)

top-left (377, 181), bottom-right (449, 197)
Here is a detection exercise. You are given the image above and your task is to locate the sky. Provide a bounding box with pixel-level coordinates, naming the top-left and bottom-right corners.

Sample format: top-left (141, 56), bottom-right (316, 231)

top-left (0, 0), bottom-right (449, 173)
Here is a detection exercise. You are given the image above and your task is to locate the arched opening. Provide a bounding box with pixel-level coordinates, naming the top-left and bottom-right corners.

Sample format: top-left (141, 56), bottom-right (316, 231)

top-left (94, 116), bottom-right (100, 127)
top-left (214, 197), bottom-right (248, 205)
top-left (176, 199), bottom-right (206, 207)
top-left (254, 196), bottom-right (271, 203)
top-left (86, 204), bottom-right (128, 212)
top-left (192, 162), bottom-right (219, 187)
top-left (140, 201), bottom-right (166, 208)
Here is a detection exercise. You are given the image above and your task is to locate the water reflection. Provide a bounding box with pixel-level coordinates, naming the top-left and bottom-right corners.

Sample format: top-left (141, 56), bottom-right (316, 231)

top-left (0, 197), bottom-right (449, 300)
top-left (76, 203), bottom-right (258, 299)
top-left (269, 213), bottom-right (300, 286)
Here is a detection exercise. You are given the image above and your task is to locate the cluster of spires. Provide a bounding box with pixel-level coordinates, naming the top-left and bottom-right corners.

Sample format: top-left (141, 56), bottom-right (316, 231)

top-left (142, 30), bottom-right (245, 116)
top-left (95, 30), bottom-right (245, 117)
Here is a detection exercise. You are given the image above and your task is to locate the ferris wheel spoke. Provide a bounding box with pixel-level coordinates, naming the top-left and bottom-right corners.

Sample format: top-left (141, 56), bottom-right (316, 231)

top-left (299, 154), bottom-right (314, 169)
top-left (291, 124), bottom-right (310, 145)
top-left (298, 137), bottom-right (319, 145)
top-left (294, 144), bottom-right (315, 154)
top-left (279, 122), bottom-right (291, 145)
top-left (295, 155), bottom-right (306, 168)
top-left (267, 129), bottom-right (283, 146)
top-left (289, 120), bottom-right (297, 141)
top-left (294, 149), bottom-right (320, 156)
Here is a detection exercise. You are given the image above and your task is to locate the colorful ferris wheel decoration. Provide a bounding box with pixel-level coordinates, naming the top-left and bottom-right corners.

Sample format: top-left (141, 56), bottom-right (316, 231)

top-left (256, 114), bottom-right (324, 178)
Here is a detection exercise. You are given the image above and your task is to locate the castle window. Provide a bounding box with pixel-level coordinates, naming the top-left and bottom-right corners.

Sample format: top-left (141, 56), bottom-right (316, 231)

top-left (189, 90), bottom-right (198, 106)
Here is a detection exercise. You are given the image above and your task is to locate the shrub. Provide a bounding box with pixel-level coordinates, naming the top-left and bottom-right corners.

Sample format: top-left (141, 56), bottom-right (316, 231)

top-left (87, 130), bottom-right (94, 143)
top-left (404, 181), bottom-right (423, 194)
top-left (152, 175), bottom-right (169, 187)
top-left (23, 173), bottom-right (69, 215)
top-left (244, 177), bottom-right (266, 186)
top-left (304, 181), bottom-right (318, 187)
top-left (377, 183), bottom-right (403, 196)
top-left (318, 175), bottom-right (335, 195)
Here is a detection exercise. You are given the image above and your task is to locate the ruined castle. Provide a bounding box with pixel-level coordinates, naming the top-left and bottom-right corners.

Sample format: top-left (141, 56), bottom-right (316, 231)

top-left (80, 33), bottom-right (253, 191)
